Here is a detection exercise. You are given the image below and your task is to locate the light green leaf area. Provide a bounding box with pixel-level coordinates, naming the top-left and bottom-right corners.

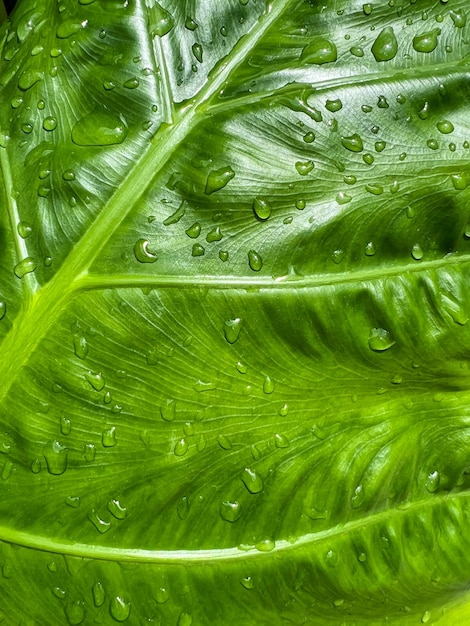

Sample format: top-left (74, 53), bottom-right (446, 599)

top-left (1, 0), bottom-right (470, 623)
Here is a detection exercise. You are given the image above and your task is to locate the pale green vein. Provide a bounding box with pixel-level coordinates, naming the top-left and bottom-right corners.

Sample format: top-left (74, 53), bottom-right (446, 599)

top-left (75, 251), bottom-right (470, 292)
top-left (0, 147), bottom-right (39, 302)
top-left (152, 34), bottom-right (174, 125)
top-left (0, 490), bottom-right (467, 564)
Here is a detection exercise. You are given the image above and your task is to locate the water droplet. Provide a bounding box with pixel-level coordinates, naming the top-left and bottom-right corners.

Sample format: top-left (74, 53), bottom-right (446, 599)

top-left (21, 123), bottom-right (33, 134)
top-left (364, 241), bottom-right (376, 256)
top-left (204, 166), bottom-right (235, 194)
top-left (17, 221), bottom-right (32, 239)
top-left (61, 416), bottom-right (71, 435)
top-left (108, 499), bottom-right (127, 520)
top-left (248, 249), bottom-right (263, 271)
top-left (413, 29), bottom-right (440, 53)
top-left (219, 500), bottom-right (241, 522)
top-left (206, 226), bottom-right (223, 242)
top-left (52, 586), bottom-right (67, 598)
top-left (217, 434), bottom-right (232, 450)
top-left (252, 197), bottom-right (271, 220)
top-left (123, 77), bottom-right (139, 89)
top-left (436, 119), bottom-right (454, 134)
top-left (325, 99), bottom-right (342, 112)
top-left (56, 19), bottom-right (87, 39)
top-left (31, 458), bottom-right (41, 473)
top-left (303, 131), bottom-right (315, 143)
top-left (256, 538), bottom-right (275, 552)
top-left (155, 587), bottom-right (169, 604)
top-left (274, 433), bottom-right (289, 448)
top-left (452, 174), bottom-right (469, 190)
top-left (102, 427), bottom-right (117, 447)
top-left (263, 376), bottom-right (274, 394)
top-left (191, 243), bottom-right (205, 257)
top-left (73, 336), bottom-right (88, 359)
top-left (368, 328), bottom-right (395, 352)
top-left (178, 613), bottom-right (192, 626)
top-left (89, 510), bottom-right (111, 534)
top-left (411, 243), bottom-right (423, 260)
top-left (324, 549), bottom-right (338, 567)
top-left (43, 440), bottom-right (68, 475)
top-left (375, 141), bottom-right (386, 152)
top-left (18, 69), bottom-right (43, 91)
top-left (450, 10), bottom-right (467, 28)
top-left (110, 596), bottom-right (131, 622)
top-left (133, 239), bottom-right (158, 263)
top-left (363, 2), bottom-right (372, 15)
top-left (43, 116), bottom-right (57, 131)
top-left (84, 443), bottom-right (96, 462)
top-left (441, 293), bottom-right (468, 325)
top-left (1, 460), bottom-right (12, 481)
top-left (336, 192), bottom-right (352, 205)
top-left (365, 184), bottom-right (383, 195)
top-left (341, 133), bottom-right (363, 152)
top-left (301, 38), bottom-right (337, 64)
top-left (427, 139), bottom-right (439, 150)
top-left (240, 576), bottom-right (254, 590)
top-left (351, 484), bottom-right (365, 508)
top-left (295, 160), bottom-right (314, 176)
top-left (174, 438), bottom-right (188, 456)
top-left (85, 371), bottom-right (105, 391)
top-left (71, 111), bottom-right (128, 147)
top-left (185, 17), bottom-right (198, 30)
top-left (192, 43), bottom-right (203, 63)
top-left (62, 169), bottom-right (75, 181)
top-left (93, 582), bottom-right (105, 607)
top-left (64, 601), bottom-right (85, 625)
top-left (358, 552), bottom-right (367, 562)
top-left (350, 46), bottom-right (364, 57)
top-left (65, 495), bottom-right (80, 508)
top-left (14, 257), bottom-right (37, 278)
top-left (224, 318), bottom-right (242, 344)
top-left (371, 27), bottom-right (398, 61)
top-left (160, 399), bottom-right (176, 422)
top-left (241, 467), bottom-right (263, 494)
top-left (185, 223), bottom-right (201, 238)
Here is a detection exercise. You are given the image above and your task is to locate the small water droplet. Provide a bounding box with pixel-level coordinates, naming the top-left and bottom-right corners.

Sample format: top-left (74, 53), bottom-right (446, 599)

top-left (351, 484), bottom-right (365, 508)
top-left (185, 17), bottom-right (198, 30)
top-left (14, 257), bottom-right (37, 279)
top-left (43, 440), bottom-right (68, 475)
top-left (110, 596), bottom-right (131, 622)
top-left (85, 371), bottom-right (105, 391)
top-left (108, 499), bottom-right (127, 520)
top-left (56, 19), bottom-right (87, 39)
top-left (204, 166), bottom-right (235, 194)
top-left (155, 587), bottom-right (169, 604)
top-left (93, 582), bottom-right (105, 607)
top-left (241, 467), bottom-right (263, 493)
top-left (411, 243), bottom-right (423, 260)
top-left (174, 438), bottom-right (188, 456)
top-left (336, 192), bottom-right (351, 205)
top-left (185, 222), bottom-right (201, 238)
top-left (436, 119), bottom-right (454, 134)
top-left (413, 28), bottom-right (440, 53)
top-left (133, 239), bottom-right (158, 263)
top-left (427, 138), bottom-right (439, 150)
top-left (217, 434), bottom-right (232, 450)
top-left (274, 433), bottom-right (289, 448)
top-left (219, 500), bottom-right (241, 522)
top-left (31, 458), bottom-right (41, 473)
top-left (206, 226), bottom-right (223, 242)
top-left (224, 318), bottom-right (242, 344)
top-left (192, 43), bottom-right (203, 63)
top-left (60, 416), bottom-right (71, 435)
top-left (303, 131), bottom-right (315, 143)
top-left (73, 336), bottom-right (88, 359)
top-left (325, 99), bottom-right (342, 112)
top-left (252, 197), bottom-right (271, 220)
top-left (371, 27), bottom-right (398, 61)
top-left (301, 38), bottom-right (337, 64)
top-left (72, 111), bottom-right (128, 147)
top-left (84, 443), bottom-right (96, 462)
top-left (102, 427), bottom-right (117, 447)
top-left (1, 460), bottom-right (12, 480)
top-left (341, 134), bottom-right (363, 152)
top-left (65, 495), bottom-right (80, 508)
top-left (160, 399), bottom-right (176, 422)
top-left (350, 46), bottom-right (364, 57)
top-left (263, 376), bottom-right (274, 394)
top-left (89, 510), bottom-right (111, 534)
top-left (255, 538), bottom-right (275, 552)
top-left (324, 549), bottom-right (338, 567)
top-left (43, 116), bottom-right (57, 131)
top-left (123, 77), bottom-right (139, 89)
top-left (192, 243), bottom-right (205, 256)
top-left (368, 328), bottom-right (395, 352)
top-left (64, 600), bottom-right (85, 625)
top-left (421, 610), bottom-right (431, 624)
top-left (364, 241), bottom-right (376, 256)
top-left (248, 249), bottom-right (263, 271)
top-left (295, 160), bottom-right (314, 175)
top-left (178, 613), bottom-right (192, 626)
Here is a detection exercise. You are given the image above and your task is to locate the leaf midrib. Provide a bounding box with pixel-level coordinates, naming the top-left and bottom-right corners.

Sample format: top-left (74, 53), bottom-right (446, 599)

top-left (1, 489), bottom-right (467, 564)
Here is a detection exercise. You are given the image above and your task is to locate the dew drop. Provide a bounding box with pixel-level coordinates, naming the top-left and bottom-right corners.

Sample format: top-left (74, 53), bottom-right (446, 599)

top-left (89, 510), bottom-right (111, 533)
top-left (341, 133), bottom-right (363, 152)
top-left (43, 117), bottom-right (57, 131)
top-left (204, 166), bottom-right (235, 194)
top-left (192, 43), bottom-right (203, 63)
top-left (351, 484), bottom-right (365, 508)
top-left (64, 601), bottom-right (85, 625)
top-left (371, 27), bottom-right (398, 61)
top-left (108, 499), bottom-right (127, 520)
top-left (174, 438), bottom-right (188, 457)
top-left (217, 434), bottom-right (232, 450)
top-left (178, 613), bottom-right (192, 626)
top-left (368, 328), bottom-right (395, 352)
top-left (206, 226), bottom-right (223, 242)
top-left (185, 222), bottom-right (201, 238)
top-left (303, 131), bottom-right (315, 143)
top-left (192, 243), bottom-right (205, 256)
top-left (84, 443), bottom-right (96, 462)
top-left (110, 596), bottom-right (131, 622)
top-left (85, 371), bottom-right (105, 391)
top-left (350, 46), bottom-right (364, 57)
top-left (1, 460), bottom-right (12, 480)
top-left (364, 241), bottom-right (375, 256)
top-left (241, 467), bottom-right (263, 494)
top-left (421, 611), bottom-right (431, 624)
top-left (133, 239), bottom-right (158, 263)
top-left (62, 169), bottom-right (75, 181)
top-left (325, 98), bottom-right (342, 112)
top-left (436, 119), bottom-right (454, 134)
top-left (73, 336), bottom-right (88, 359)
top-left (252, 197), bottom-right (271, 220)
top-left (240, 576), bottom-right (254, 590)
top-left (451, 174), bottom-right (469, 190)
top-left (263, 376), bottom-right (274, 394)
top-left (301, 38), bottom-right (337, 64)
top-left (155, 587), bottom-right (169, 604)
top-left (56, 19), bottom-right (87, 39)
top-left (411, 243), bottom-right (423, 260)
top-left (256, 538), bottom-right (275, 552)
top-left (224, 318), bottom-right (242, 344)
top-left (160, 399), bottom-right (176, 422)
top-left (295, 160), bottom-right (314, 176)
top-left (248, 249), bottom-right (263, 271)
top-left (427, 139), bottom-right (439, 150)
top-left (450, 10), bottom-right (467, 28)
top-left (274, 433), bottom-right (289, 448)
top-left (43, 440), bottom-right (68, 475)
top-left (149, 3), bottom-right (174, 37)
top-left (185, 17), bottom-right (198, 30)
top-left (324, 549), bottom-right (338, 567)
top-left (219, 500), bottom-right (241, 522)
top-left (17, 221), bottom-right (32, 238)
top-left (65, 495), bottom-right (80, 508)
top-left (413, 29), bottom-right (440, 53)
top-left (102, 427), bottom-right (117, 447)
top-left (71, 111), bottom-right (128, 147)
top-left (61, 416), bottom-right (71, 435)
top-left (426, 470), bottom-right (440, 493)
top-left (123, 77), bottom-right (139, 89)
top-left (18, 69), bottom-right (43, 91)
top-left (93, 582), bottom-right (105, 607)
top-left (336, 192), bottom-right (352, 205)
top-left (14, 257), bottom-right (37, 278)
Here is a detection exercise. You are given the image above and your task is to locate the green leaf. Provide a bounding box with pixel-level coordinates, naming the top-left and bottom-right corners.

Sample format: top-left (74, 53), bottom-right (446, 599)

top-left (1, 0), bottom-right (470, 623)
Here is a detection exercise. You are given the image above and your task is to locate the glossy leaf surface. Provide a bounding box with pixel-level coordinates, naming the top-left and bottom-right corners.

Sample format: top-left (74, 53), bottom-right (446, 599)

top-left (1, 0), bottom-right (470, 623)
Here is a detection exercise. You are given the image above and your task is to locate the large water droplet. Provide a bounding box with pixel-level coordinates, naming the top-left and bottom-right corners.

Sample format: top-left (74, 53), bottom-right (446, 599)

top-left (134, 239), bottom-right (158, 263)
top-left (241, 467), bottom-right (263, 494)
top-left (301, 38), bottom-right (337, 64)
top-left (341, 134), bottom-right (363, 152)
top-left (93, 582), bottom-right (105, 607)
top-left (56, 19), bottom-right (88, 39)
top-left (224, 318), bottom-right (242, 344)
top-left (64, 601), bottom-right (85, 625)
top-left (371, 27), bottom-right (398, 61)
top-left (43, 440), bottom-right (68, 475)
top-left (425, 470), bottom-right (440, 493)
top-left (450, 10), bottom-right (467, 28)
top-left (368, 328), bottom-right (395, 352)
top-left (14, 257), bottom-right (37, 278)
top-left (253, 197), bottom-right (271, 220)
top-left (204, 166), bottom-right (235, 194)
top-left (110, 596), bottom-right (131, 622)
top-left (413, 29), bottom-right (440, 53)
top-left (436, 119), bottom-right (454, 134)
top-left (85, 371), bottom-right (105, 391)
top-left (149, 2), bottom-right (174, 37)
top-left (248, 249), bottom-right (263, 271)
top-left (71, 112), bottom-right (128, 147)
top-left (219, 500), bottom-right (241, 522)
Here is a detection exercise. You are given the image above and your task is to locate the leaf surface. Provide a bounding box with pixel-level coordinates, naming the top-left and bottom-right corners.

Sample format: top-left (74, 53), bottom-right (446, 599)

top-left (1, 0), bottom-right (470, 623)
